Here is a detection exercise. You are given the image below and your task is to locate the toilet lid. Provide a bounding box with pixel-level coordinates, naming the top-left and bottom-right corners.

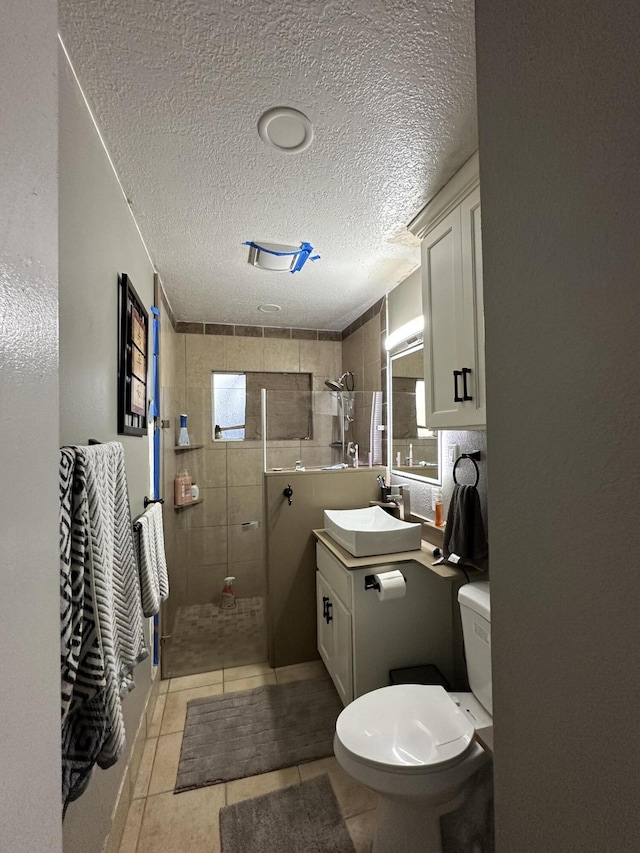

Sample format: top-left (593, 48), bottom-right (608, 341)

top-left (336, 685), bottom-right (475, 772)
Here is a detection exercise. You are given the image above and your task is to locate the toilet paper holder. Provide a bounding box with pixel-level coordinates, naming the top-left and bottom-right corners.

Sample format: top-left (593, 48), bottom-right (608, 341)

top-left (364, 573), bottom-right (406, 591)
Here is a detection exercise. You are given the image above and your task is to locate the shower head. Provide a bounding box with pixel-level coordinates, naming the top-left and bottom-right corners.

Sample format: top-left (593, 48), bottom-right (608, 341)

top-left (324, 371), bottom-right (354, 392)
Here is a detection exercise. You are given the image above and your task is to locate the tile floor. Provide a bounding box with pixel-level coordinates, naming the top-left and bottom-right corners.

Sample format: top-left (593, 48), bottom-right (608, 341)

top-left (118, 659), bottom-right (377, 853)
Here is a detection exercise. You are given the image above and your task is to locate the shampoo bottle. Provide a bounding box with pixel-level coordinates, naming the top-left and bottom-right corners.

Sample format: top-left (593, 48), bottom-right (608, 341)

top-left (174, 470), bottom-right (193, 506)
top-left (220, 577), bottom-right (236, 610)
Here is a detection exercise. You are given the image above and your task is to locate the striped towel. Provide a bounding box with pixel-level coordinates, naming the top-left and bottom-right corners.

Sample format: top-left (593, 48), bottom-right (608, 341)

top-left (135, 502), bottom-right (169, 617)
top-left (60, 442), bottom-right (148, 808)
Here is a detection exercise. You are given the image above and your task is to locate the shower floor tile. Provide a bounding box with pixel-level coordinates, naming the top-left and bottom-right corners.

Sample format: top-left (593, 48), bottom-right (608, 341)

top-left (162, 597), bottom-right (267, 680)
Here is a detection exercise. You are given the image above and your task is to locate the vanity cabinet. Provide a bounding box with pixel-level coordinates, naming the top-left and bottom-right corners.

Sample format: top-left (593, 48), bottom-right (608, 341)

top-left (418, 154), bottom-right (485, 429)
top-left (316, 571), bottom-right (353, 706)
top-left (316, 542), bottom-right (454, 705)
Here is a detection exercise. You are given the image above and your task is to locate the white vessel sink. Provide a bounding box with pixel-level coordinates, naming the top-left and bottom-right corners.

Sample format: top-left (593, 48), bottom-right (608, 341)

top-left (323, 506), bottom-right (421, 557)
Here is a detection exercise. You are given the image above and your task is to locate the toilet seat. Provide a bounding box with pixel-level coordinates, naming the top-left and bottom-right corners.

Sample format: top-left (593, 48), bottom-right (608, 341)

top-left (335, 685), bottom-right (475, 774)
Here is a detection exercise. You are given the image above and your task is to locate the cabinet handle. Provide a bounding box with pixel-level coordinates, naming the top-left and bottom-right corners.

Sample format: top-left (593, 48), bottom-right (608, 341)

top-left (462, 367), bottom-right (473, 401)
top-left (325, 601), bottom-right (333, 624)
top-left (322, 596), bottom-right (329, 619)
top-left (453, 370), bottom-right (463, 402)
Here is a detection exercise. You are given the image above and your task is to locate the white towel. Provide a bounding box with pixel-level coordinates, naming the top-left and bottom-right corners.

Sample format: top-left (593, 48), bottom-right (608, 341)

top-left (77, 443), bottom-right (148, 761)
top-left (135, 502), bottom-right (169, 617)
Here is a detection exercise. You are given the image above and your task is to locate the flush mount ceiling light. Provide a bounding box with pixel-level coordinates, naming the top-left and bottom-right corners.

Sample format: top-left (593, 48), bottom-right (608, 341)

top-left (244, 240), bottom-right (321, 273)
top-left (257, 106), bottom-right (313, 153)
top-left (247, 241), bottom-right (300, 272)
top-left (258, 304), bottom-right (282, 313)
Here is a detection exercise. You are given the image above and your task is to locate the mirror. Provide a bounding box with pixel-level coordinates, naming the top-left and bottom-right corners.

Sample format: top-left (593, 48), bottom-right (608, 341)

top-left (389, 345), bottom-right (441, 483)
top-left (212, 371), bottom-right (312, 441)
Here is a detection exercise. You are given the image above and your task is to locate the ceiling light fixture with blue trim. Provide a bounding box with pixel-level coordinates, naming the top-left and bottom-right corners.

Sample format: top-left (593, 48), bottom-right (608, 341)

top-left (244, 240), bottom-right (321, 274)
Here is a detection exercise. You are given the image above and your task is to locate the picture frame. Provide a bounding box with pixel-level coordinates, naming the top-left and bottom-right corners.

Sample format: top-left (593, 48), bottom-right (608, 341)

top-left (117, 273), bottom-right (148, 436)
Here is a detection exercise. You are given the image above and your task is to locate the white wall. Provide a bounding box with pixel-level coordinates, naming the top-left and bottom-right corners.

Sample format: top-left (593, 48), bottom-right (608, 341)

top-left (59, 45), bottom-right (155, 508)
top-left (476, 2), bottom-right (640, 849)
top-left (59, 43), bottom-right (156, 853)
top-left (0, 1), bottom-right (62, 851)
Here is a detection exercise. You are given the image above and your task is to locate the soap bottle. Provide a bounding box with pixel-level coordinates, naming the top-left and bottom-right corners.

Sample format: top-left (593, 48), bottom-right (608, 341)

top-left (433, 487), bottom-right (444, 527)
top-left (220, 576), bottom-right (236, 610)
top-left (174, 470), bottom-right (193, 506)
top-left (177, 413), bottom-right (190, 446)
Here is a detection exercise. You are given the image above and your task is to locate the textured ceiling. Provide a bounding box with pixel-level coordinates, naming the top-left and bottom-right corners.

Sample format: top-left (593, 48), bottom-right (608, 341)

top-left (59, 0), bottom-right (477, 330)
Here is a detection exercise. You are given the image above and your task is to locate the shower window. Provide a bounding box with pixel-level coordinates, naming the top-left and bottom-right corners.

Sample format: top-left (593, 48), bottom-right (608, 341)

top-left (212, 371), bottom-right (313, 441)
top-left (212, 373), bottom-right (246, 440)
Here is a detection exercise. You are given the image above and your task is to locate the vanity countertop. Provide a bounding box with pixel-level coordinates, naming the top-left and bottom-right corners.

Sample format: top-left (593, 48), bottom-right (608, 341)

top-left (475, 725), bottom-right (494, 754)
top-left (313, 528), bottom-right (470, 581)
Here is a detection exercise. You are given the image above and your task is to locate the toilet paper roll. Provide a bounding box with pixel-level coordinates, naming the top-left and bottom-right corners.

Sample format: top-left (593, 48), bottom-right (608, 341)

top-left (374, 569), bottom-right (406, 601)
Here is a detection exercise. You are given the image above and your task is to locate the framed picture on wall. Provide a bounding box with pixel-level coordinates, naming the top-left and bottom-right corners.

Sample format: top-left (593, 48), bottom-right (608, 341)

top-left (117, 273), bottom-right (148, 436)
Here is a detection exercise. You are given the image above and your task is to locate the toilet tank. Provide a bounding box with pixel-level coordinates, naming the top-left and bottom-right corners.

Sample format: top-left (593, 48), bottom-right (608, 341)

top-left (458, 582), bottom-right (492, 715)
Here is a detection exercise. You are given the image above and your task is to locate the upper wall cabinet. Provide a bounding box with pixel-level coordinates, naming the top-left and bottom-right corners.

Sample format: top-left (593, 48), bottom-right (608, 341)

top-left (410, 153), bottom-right (485, 429)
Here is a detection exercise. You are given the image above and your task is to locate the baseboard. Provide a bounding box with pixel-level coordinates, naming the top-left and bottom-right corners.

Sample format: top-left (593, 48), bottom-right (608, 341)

top-left (103, 669), bottom-right (160, 853)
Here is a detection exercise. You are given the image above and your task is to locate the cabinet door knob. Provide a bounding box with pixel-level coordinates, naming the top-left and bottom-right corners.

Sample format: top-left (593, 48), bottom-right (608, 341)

top-left (325, 601), bottom-right (333, 624)
top-left (462, 367), bottom-right (473, 401)
top-left (453, 370), bottom-right (463, 402)
top-left (322, 596), bottom-right (330, 619)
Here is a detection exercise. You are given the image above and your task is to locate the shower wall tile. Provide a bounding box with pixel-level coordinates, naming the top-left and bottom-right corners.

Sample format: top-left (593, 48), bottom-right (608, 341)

top-left (364, 360), bottom-right (382, 395)
top-left (308, 414), bottom-right (334, 447)
top-left (227, 486), bottom-right (263, 526)
top-left (185, 333), bottom-right (225, 374)
top-left (185, 488), bottom-right (227, 528)
top-left (184, 388), bottom-right (210, 446)
top-left (263, 338), bottom-right (300, 372)
top-left (300, 446), bottom-right (334, 468)
top-left (339, 307), bottom-right (385, 462)
top-left (299, 339), bottom-right (335, 377)
top-left (225, 337), bottom-right (264, 371)
top-left (363, 313), bottom-right (381, 366)
top-left (186, 564), bottom-right (227, 604)
top-left (341, 326), bottom-right (362, 375)
top-left (228, 523), bottom-right (263, 563)
top-left (313, 390), bottom-right (338, 417)
top-left (226, 560), bottom-right (265, 598)
top-left (187, 526), bottom-right (228, 567)
top-left (227, 448), bottom-right (263, 487)
top-left (333, 341), bottom-right (343, 382)
top-left (264, 446), bottom-right (301, 470)
top-left (200, 447), bottom-right (227, 488)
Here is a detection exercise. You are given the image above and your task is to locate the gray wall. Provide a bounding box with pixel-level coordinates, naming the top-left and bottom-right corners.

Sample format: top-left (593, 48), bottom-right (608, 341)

top-left (476, 2), bottom-right (640, 849)
top-left (59, 43), bottom-right (155, 853)
top-left (0, 1), bottom-right (61, 850)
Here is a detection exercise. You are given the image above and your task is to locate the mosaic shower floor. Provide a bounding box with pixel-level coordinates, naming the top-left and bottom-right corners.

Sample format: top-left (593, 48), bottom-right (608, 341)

top-left (162, 597), bottom-right (267, 679)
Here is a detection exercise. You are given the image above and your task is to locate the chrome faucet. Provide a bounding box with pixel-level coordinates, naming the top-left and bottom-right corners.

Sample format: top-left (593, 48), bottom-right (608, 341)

top-left (388, 485), bottom-right (411, 520)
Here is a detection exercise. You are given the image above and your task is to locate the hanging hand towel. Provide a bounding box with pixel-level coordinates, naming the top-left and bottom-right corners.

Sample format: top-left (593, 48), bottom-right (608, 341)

top-left (443, 484), bottom-right (489, 572)
top-left (60, 441), bottom-right (148, 809)
top-left (60, 447), bottom-right (109, 809)
top-left (135, 502), bottom-right (169, 617)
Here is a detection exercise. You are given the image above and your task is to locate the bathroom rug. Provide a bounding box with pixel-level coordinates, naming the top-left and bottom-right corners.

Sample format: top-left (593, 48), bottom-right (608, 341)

top-left (175, 674), bottom-right (342, 792)
top-left (219, 774), bottom-right (355, 853)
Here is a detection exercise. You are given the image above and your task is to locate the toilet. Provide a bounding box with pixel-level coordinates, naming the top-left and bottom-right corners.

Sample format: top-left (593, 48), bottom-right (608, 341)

top-left (333, 581), bottom-right (492, 853)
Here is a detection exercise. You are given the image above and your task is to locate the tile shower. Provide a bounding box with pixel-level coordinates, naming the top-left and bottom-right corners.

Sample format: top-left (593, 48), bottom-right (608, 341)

top-left (159, 297), bottom-right (384, 680)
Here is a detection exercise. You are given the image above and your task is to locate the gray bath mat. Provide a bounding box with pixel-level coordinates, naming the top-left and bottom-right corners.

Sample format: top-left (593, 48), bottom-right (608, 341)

top-left (219, 774), bottom-right (356, 853)
top-left (175, 675), bottom-right (343, 792)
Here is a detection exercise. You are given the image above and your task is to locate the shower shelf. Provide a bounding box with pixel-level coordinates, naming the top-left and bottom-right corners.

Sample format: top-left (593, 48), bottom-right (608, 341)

top-left (174, 498), bottom-right (203, 510)
top-left (174, 444), bottom-right (204, 452)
